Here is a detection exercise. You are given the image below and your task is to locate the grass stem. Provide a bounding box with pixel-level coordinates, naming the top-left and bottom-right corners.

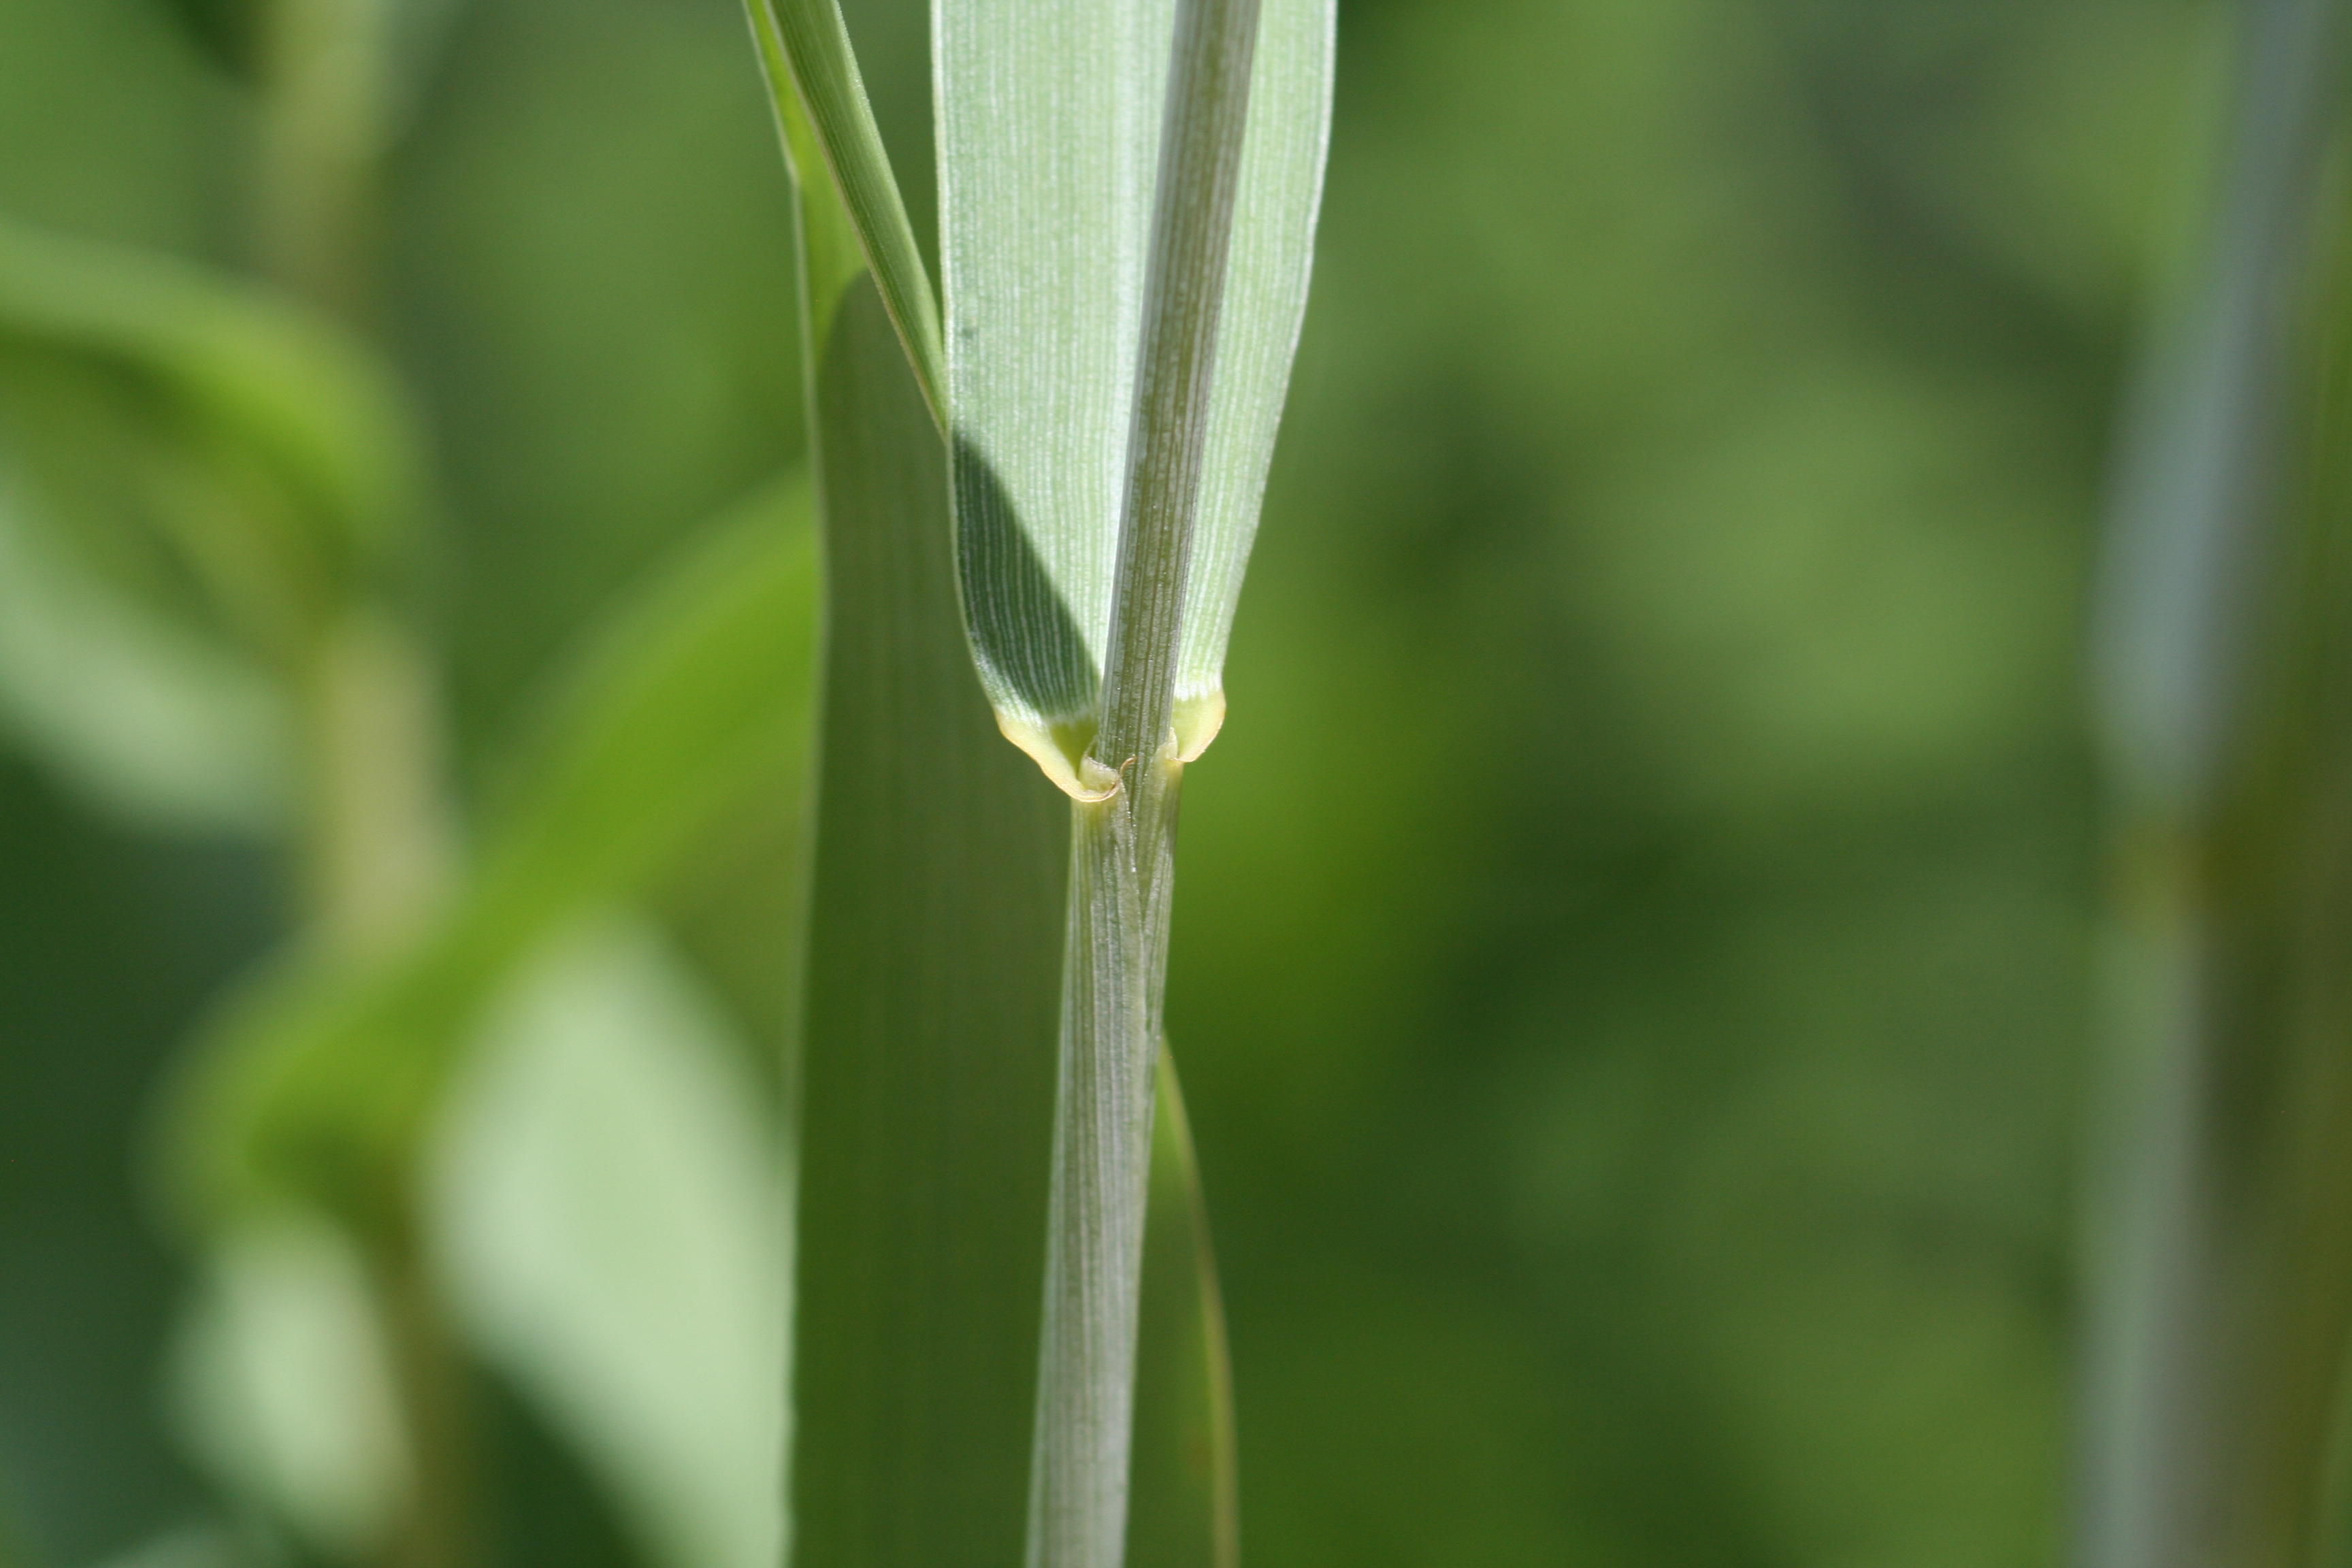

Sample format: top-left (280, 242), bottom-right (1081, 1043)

top-left (1032, 0), bottom-right (1264, 1558)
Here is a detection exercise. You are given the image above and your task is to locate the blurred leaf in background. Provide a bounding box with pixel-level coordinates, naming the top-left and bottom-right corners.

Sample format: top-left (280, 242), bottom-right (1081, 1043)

top-left (0, 472), bottom-right (287, 833)
top-left (427, 914), bottom-right (785, 1568)
top-left (0, 0), bottom-right (2247, 1565)
top-left (170, 1216), bottom-right (412, 1560)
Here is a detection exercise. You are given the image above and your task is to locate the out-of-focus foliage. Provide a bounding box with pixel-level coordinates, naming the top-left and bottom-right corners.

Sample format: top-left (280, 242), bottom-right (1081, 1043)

top-left (156, 474), bottom-right (817, 1235)
top-left (427, 915), bottom-right (786, 1568)
top-left (0, 0), bottom-right (2232, 1566)
top-left (0, 214), bottom-right (428, 832)
top-left (0, 478), bottom-right (287, 832)
top-left (170, 1218), bottom-right (412, 1558)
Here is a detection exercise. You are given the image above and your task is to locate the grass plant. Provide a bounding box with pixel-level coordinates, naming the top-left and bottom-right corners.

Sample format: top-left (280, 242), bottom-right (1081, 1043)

top-left (747, 0), bottom-right (1329, 1561)
top-left (0, 0), bottom-right (1327, 1554)
top-left (18, 0), bottom-right (2332, 1562)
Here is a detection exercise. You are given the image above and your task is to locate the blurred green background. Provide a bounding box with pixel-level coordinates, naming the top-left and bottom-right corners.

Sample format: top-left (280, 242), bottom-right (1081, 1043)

top-left (0, 0), bottom-right (2227, 1563)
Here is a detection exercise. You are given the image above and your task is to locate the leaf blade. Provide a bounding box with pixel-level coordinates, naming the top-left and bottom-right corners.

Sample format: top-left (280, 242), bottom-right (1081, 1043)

top-left (749, 0), bottom-right (945, 423)
top-left (747, 21), bottom-right (1076, 1563)
top-left (786, 270), bottom-right (1069, 1568)
top-left (1173, 0), bottom-right (1334, 736)
top-left (1127, 1044), bottom-right (1239, 1568)
top-left (936, 0), bottom-right (1169, 770)
top-left (936, 0), bottom-right (1335, 787)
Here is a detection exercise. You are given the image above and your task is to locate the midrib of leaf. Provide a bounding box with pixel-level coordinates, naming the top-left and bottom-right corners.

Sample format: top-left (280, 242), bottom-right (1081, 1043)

top-left (1091, 0), bottom-right (1261, 777)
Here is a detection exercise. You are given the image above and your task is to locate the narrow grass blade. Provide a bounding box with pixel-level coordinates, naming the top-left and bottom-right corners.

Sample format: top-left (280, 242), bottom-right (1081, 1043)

top-left (747, 0), bottom-right (944, 424)
top-left (156, 475), bottom-right (821, 1231)
top-left (1127, 1045), bottom-right (1238, 1568)
top-left (788, 270), bottom-right (1068, 1568)
top-left (2082, 2), bottom-right (2352, 1565)
top-left (751, 22), bottom-right (1075, 1565)
top-left (936, 0), bottom-right (1333, 791)
top-left (1173, 0), bottom-right (1332, 734)
top-left (745, 0), bottom-right (863, 355)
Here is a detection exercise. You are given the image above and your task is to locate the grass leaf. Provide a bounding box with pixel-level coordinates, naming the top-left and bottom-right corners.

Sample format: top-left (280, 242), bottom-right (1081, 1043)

top-left (746, 0), bottom-right (945, 423)
top-left (785, 264), bottom-right (1069, 1568)
top-left (755, 36), bottom-right (1073, 1541)
top-left (1127, 1045), bottom-right (1239, 1568)
top-left (751, 18), bottom-right (1261, 1563)
top-left (936, 0), bottom-right (1333, 791)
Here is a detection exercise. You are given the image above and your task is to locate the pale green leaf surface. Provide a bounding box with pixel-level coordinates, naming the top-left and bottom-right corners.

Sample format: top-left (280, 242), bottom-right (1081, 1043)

top-left (156, 474), bottom-right (819, 1230)
top-left (0, 472), bottom-right (289, 834)
top-left (1177, 0), bottom-right (1333, 713)
top-left (747, 0), bottom-right (943, 420)
top-left (427, 917), bottom-right (785, 1568)
top-left (938, 0), bottom-right (1333, 789)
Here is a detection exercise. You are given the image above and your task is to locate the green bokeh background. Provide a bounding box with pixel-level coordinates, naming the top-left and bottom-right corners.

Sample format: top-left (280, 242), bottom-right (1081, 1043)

top-left (0, 0), bottom-right (2226, 1562)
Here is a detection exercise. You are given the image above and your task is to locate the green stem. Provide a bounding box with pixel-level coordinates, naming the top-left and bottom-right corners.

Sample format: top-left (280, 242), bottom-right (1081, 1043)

top-left (297, 608), bottom-right (455, 956)
top-left (1031, 768), bottom-right (1180, 1568)
top-left (255, 0), bottom-right (398, 319)
top-left (258, 1), bottom-right (470, 1556)
top-left (2083, 0), bottom-right (2352, 1563)
top-left (1034, 0), bottom-right (1263, 1561)
top-left (376, 1209), bottom-right (480, 1568)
